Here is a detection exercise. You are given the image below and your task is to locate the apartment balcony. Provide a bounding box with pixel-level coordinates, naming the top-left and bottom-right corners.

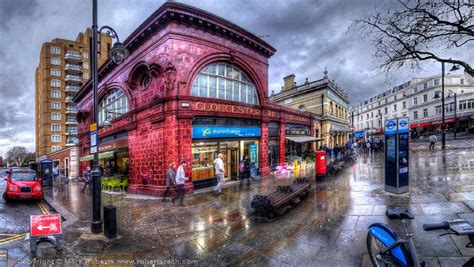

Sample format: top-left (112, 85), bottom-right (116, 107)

top-left (65, 64), bottom-right (82, 73)
top-left (65, 85), bottom-right (81, 92)
top-left (65, 74), bottom-right (82, 83)
top-left (65, 143), bottom-right (76, 147)
top-left (65, 96), bottom-right (75, 102)
top-left (65, 51), bottom-right (82, 62)
top-left (65, 107), bottom-right (78, 114)
top-left (65, 119), bottom-right (77, 125)
top-left (66, 130), bottom-right (78, 135)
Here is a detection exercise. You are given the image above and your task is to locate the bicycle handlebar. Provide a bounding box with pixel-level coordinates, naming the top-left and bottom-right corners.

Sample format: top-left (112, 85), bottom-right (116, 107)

top-left (423, 222), bottom-right (449, 231)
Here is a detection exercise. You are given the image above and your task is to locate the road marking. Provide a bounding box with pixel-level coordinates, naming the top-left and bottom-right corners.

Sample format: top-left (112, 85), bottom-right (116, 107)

top-left (37, 201), bottom-right (50, 215)
top-left (0, 234), bottom-right (26, 245)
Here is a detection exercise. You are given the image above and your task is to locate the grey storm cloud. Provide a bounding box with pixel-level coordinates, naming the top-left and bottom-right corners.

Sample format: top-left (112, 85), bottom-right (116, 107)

top-left (0, 0), bottom-right (468, 157)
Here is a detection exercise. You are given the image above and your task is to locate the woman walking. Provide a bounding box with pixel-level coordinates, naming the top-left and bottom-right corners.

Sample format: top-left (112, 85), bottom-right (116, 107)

top-left (163, 162), bottom-right (176, 202)
top-left (239, 154), bottom-right (251, 189)
top-left (172, 160), bottom-right (188, 206)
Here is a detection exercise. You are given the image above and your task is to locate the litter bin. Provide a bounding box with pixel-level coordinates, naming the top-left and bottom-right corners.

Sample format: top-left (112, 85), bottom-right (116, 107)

top-left (315, 150), bottom-right (327, 178)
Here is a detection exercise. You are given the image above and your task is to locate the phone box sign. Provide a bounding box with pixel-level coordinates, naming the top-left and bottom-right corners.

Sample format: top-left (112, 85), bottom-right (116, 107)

top-left (30, 214), bottom-right (62, 237)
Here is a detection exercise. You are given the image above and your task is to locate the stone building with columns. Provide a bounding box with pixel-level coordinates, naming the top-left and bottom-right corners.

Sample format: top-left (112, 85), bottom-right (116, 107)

top-left (270, 70), bottom-right (351, 149)
top-left (73, 2), bottom-right (314, 196)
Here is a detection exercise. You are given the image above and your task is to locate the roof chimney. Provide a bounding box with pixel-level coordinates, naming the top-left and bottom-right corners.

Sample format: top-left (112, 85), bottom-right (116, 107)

top-left (283, 74), bottom-right (295, 91)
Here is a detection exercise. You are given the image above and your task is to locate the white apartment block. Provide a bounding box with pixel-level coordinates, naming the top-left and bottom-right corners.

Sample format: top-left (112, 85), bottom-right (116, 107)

top-left (352, 73), bottom-right (474, 138)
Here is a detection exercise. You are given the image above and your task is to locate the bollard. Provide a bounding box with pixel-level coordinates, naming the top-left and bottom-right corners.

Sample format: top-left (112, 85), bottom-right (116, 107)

top-left (103, 205), bottom-right (117, 239)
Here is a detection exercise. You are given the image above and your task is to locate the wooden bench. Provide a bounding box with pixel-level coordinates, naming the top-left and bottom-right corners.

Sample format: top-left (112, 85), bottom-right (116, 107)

top-left (251, 178), bottom-right (311, 219)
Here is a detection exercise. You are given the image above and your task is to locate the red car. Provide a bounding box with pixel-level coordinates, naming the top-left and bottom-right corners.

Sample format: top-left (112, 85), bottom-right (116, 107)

top-left (3, 168), bottom-right (43, 202)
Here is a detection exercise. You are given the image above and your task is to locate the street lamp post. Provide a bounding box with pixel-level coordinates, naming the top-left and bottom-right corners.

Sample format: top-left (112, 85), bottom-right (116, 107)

top-left (90, 0), bottom-right (129, 234)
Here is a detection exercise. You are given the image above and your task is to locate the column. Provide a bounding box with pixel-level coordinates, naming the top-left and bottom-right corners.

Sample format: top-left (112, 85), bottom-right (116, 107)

top-left (178, 118), bottom-right (194, 195)
top-left (279, 122), bottom-right (286, 165)
top-left (259, 122), bottom-right (270, 177)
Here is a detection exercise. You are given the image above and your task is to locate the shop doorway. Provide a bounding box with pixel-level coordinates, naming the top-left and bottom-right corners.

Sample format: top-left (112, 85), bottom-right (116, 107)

top-left (229, 148), bottom-right (239, 178)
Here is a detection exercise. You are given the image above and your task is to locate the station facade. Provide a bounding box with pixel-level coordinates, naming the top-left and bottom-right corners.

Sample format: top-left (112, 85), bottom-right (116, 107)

top-left (73, 2), bottom-right (314, 196)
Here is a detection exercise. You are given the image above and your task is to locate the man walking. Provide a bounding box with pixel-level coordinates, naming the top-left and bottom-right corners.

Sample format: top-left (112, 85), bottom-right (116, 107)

top-left (213, 153), bottom-right (225, 194)
top-left (81, 166), bottom-right (92, 193)
top-left (429, 134), bottom-right (438, 150)
top-left (239, 154), bottom-right (251, 189)
top-left (163, 162), bottom-right (176, 202)
top-left (172, 160), bottom-right (188, 206)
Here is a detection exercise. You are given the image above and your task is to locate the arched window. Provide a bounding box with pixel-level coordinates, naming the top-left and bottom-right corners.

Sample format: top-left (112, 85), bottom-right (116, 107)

top-left (98, 89), bottom-right (129, 125)
top-left (191, 62), bottom-right (259, 105)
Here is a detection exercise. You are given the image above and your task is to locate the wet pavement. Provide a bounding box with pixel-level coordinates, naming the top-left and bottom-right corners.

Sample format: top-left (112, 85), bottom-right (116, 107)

top-left (3, 141), bottom-right (474, 266)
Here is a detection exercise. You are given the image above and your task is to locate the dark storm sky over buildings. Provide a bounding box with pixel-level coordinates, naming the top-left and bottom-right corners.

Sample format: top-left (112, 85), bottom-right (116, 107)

top-left (0, 0), bottom-right (470, 156)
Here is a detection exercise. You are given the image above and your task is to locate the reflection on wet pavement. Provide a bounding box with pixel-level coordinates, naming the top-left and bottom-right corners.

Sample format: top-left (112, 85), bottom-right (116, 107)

top-left (26, 147), bottom-right (474, 265)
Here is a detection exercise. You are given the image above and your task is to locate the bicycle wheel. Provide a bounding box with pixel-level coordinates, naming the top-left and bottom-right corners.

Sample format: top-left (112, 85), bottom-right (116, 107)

top-left (367, 231), bottom-right (390, 267)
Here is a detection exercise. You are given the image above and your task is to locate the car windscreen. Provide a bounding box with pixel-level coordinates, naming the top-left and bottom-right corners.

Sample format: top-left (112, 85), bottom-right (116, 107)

top-left (11, 172), bottom-right (36, 181)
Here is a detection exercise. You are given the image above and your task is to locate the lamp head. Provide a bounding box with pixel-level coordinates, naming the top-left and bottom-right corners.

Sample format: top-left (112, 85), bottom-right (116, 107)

top-left (109, 42), bottom-right (129, 64)
top-left (450, 65), bottom-right (460, 72)
top-left (101, 120), bottom-right (113, 128)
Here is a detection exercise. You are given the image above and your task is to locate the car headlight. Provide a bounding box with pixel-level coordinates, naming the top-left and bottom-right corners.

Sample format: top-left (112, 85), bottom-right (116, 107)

top-left (8, 186), bottom-right (16, 191)
top-left (35, 186), bottom-right (42, 191)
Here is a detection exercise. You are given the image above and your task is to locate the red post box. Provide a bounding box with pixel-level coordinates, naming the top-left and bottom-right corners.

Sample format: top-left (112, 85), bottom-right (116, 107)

top-left (315, 150), bottom-right (327, 177)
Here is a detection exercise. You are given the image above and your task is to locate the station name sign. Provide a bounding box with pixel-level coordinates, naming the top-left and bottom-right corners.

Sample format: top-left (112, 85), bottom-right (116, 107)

top-left (192, 126), bottom-right (261, 139)
top-left (192, 102), bottom-right (261, 116)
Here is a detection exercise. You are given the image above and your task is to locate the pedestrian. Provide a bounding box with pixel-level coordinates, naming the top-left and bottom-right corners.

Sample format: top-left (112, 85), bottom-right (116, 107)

top-left (366, 140), bottom-right (371, 154)
top-left (81, 166), bottom-right (92, 193)
top-left (239, 154), bottom-right (251, 189)
top-left (53, 164), bottom-right (59, 183)
top-left (213, 153), bottom-right (225, 194)
top-left (429, 134), bottom-right (437, 150)
top-left (172, 160), bottom-right (188, 205)
top-left (163, 162), bottom-right (176, 202)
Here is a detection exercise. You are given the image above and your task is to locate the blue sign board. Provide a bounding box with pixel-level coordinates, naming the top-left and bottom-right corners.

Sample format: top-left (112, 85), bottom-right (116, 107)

top-left (90, 131), bottom-right (98, 153)
top-left (192, 126), bottom-right (261, 139)
top-left (354, 131), bottom-right (365, 138)
top-left (384, 119), bottom-right (398, 135)
top-left (250, 144), bottom-right (257, 163)
top-left (398, 117), bottom-right (409, 133)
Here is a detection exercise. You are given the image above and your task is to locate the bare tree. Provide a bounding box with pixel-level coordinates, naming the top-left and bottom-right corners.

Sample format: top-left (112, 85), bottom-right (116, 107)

top-left (355, 0), bottom-right (474, 76)
top-left (6, 146), bottom-right (34, 167)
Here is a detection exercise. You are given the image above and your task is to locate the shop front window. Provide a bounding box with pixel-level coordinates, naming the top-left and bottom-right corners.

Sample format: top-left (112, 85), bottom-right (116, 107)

top-left (191, 62), bottom-right (259, 105)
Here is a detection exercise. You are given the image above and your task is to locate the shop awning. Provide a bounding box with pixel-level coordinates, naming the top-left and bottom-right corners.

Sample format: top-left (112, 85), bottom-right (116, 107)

top-left (330, 124), bottom-right (350, 132)
top-left (286, 136), bottom-right (321, 143)
top-left (80, 151), bottom-right (115, 162)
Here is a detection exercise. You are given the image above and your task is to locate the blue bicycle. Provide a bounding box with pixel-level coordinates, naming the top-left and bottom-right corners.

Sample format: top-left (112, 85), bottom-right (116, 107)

top-left (367, 206), bottom-right (474, 267)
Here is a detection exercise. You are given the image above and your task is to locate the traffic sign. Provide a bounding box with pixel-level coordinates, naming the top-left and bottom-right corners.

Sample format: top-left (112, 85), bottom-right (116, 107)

top-left (30, 214), bottom-right (62, 237)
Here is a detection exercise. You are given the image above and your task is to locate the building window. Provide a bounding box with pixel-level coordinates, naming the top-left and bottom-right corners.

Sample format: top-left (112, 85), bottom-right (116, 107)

top-left (413, 86), bottom-right (418, 93)
top-left (50, 46), bottom-right (61, 54)
top-left (384, 107), bottom-right (388, 114)
top-left (191, 62), bottom-right (259, 105)
top-left (51, 113), bottom-right (61, 120)
top-left (402, 101), bottom-right (406, 109)
top-left (435, 105), bottom-right (442, 115)
top-left (51, 69), bottom-right (60, 76)
top-left (98, 89), bottom-right (129, 125)
top-left (51, 57), bottom-right (60, 65)
top-left (413, 97), bottom-right (418, 105)
top-left (51, 91), bottom-right (61, 98)
top-left (385, 99), bottom-right (388, 104)
top-left (371, 112), bottom-right (373, 118)
top-left (413, 111), bottom-right (418, 120)
top-left (299, 105), bottom-right (305, 112)
top-left (83, 63), bottom-right (89, 69)
top-left (51, 102), bottom-right (61, 109)
top-left (394, 95), bottom-right (397, 101)
top-left (423, 94), bottom-right (428, 103)
top-left (366, 113), bottom-right (369, 120)
top-left (51, 124), bottom-right (61, 131)
top-left (423, 82), bottom-right (428, 89)
top-left (393, 104), bottom-right (397, 111)
top-left (83, 52), bottom-right (89, 59)
top-left (434, 79), bottom-right (440, 86)
top-left (51, 79), bottom-right (61, 87)
top-left (51, 135), bottom-right (61, 142)
top-left (445, 103), bottom-right (455, 113)
top-left (83, 73), bottom-right (89, 80)
top-left (461, 78), bottom-right (464, 85)
top-left (423, 108), bottom-right (428, 117)
top-left (52, 146), bottom-right (61, 152)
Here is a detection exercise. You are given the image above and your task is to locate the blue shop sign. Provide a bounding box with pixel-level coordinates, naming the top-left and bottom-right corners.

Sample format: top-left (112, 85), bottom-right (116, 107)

top-left (354, 131), bottom-right (365, 138)
top-left (192, 126), bottom-right (261, 139)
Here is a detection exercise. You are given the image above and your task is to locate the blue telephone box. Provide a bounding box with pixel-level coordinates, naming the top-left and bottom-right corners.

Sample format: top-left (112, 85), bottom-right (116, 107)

top-left (384, 117), bottom-right (409, 194)
top-left (39, 159), bottom-right (53, 186)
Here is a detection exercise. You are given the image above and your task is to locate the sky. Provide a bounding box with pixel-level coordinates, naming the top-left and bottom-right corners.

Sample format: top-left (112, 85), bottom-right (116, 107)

top-left (0, 0), bottom-right (470, 158)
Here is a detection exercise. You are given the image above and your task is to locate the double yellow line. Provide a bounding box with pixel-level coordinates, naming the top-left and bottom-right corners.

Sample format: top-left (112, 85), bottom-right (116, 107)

top-left (0, 234), bottom-right (26, 245)
top-left (37, 200), bottom-right (50, 215)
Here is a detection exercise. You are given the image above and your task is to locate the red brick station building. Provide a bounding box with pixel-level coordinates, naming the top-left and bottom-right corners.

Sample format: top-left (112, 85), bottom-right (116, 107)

top-left (74, 2), bottom-right (316, 196)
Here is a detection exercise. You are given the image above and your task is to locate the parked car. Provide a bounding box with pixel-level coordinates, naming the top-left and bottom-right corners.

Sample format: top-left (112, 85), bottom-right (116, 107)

top-left (3, 168), bottom-right (43, 202)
